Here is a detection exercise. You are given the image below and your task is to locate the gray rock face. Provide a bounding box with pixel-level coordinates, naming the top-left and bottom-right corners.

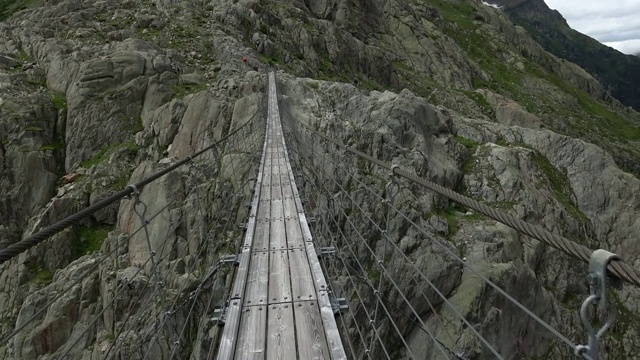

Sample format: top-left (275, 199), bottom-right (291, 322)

top-left (277, 74), bottom-right (639, 358)
top-left (0, 0), bottom-right (638, 359)
top-left (0, 53), bottom-right (20, 69)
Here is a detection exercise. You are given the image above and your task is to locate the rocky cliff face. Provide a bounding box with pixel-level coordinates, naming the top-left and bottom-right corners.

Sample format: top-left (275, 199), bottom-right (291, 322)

top-left (0, 0), bottom-right (638, 359)
top-left (491, 0), bottom-right (640, 112)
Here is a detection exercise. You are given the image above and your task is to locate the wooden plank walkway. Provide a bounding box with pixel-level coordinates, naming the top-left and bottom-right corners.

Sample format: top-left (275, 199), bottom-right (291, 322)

top-left (217, 72), bottom-right (346, 360)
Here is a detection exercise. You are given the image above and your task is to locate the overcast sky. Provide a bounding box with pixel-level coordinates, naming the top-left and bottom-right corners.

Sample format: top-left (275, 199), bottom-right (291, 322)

top-left (544, 0), bottom-right (640, 55)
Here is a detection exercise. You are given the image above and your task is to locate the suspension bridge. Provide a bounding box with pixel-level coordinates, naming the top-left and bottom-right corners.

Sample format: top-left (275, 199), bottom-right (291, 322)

top-left (0, 71), bottom-right (638, 360)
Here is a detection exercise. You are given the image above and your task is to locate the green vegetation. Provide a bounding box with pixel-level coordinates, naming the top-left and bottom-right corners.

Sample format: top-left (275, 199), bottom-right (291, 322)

top-left (26, 264), bottom-right (53, 285)
top-left (124, 116), bottom-right (144, 133)
top-left (461, 90), bottom-right (495, 118)
top-left (259, 23), bottom-right (270, 35)
top-left (169, 83), bottom-right (208, 99)
top-left (529, 65), bottom-right (640, 142)
top-left (607, 291), bottom-right (640, 356)
top-left (24, 126), bottom-right (44, 132)
top-left (39, 141), bottom-right (64, 151)
top-left (532, 152), bottom-right (588, 221)
top-left (73, 225), bottom-right (113, 259)
top-left (454, 135), bottom-right (480, 175)
top-left (392, 60), bottom-right (413, 72)
top-left (453, 135), bottom-right (479, 151)
top-left (51, 92), bottom-right (67, 111)
top-left (501, 3), bottom-right (640, 111)
top-left (80, 140), bottom-right (139, 168)
top-left (17, 48), bottom-right (32, 62)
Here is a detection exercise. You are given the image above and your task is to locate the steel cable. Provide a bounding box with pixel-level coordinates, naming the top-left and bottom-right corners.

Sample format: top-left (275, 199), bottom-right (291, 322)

top-left (0, 116), bottom-right (258, 265)
top-left (281, 112), bottom-right (578, 352)
top-left (295, 150), bottom-right (487, 359)
top-left (276, 94), bottom-right (640, 288)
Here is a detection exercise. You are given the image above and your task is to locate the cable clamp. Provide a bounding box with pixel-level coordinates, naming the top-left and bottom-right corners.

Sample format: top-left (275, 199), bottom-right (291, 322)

top-left (575, 249), bottom-right (622, 360)
top-left (126, 184), bottom-right (140, 200)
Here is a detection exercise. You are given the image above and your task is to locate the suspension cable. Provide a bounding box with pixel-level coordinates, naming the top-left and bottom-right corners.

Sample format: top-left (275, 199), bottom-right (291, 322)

top-left (296, 151), bottom-right (491, 359)
top-left (278, 98), bottom-right (640, 288)
top-left (283, 115), bottom-right (577, 351)
top-left (0, 116), bottom-right (258, 265)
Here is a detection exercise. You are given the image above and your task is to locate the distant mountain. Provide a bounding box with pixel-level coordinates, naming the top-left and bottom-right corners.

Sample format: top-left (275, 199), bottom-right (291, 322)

top-left (491, 0), bottom-right (640, 110)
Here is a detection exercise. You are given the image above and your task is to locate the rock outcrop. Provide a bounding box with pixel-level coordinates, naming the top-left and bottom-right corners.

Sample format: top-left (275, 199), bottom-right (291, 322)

top-left (0, 0), bottom-right (639, 359)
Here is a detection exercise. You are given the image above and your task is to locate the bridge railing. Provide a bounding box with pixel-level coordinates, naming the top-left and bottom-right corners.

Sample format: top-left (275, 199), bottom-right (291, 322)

top-left (276, 76), bottom-right (638, 360)
top-left (0, 84), bottom-right (268, 359)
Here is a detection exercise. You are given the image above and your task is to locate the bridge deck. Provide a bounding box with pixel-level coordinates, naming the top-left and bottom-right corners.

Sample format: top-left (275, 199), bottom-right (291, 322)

top-left (217, 73), bottom-right (346, 360)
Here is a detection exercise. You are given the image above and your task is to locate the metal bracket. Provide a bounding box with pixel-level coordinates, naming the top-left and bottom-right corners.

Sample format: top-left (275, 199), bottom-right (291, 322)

top-left (219, 254), bottom-right (240, 266)
top-left (212, 306), bottom-right (228, 325)
top-left (307, 217), bottom-right (316, 225)
top-left (330, 296), bottom-right (349, 315)
top-left (575, 249), bottom-right (622, 360)
top-left (238, 223), bottom-right (248, 231)
top-left (317, 247), bottom-right (336, 257)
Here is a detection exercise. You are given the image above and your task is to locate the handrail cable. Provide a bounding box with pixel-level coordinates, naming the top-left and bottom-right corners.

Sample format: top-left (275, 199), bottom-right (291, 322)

top-left (314, 209), bottom-right (369, 359)
top-left (280, 113), bottom-right (577, 351)
top-left (288, 144), bottom-right (444, 359)
top-left (279, 99), bottom-right (640, 288)
top-left (160, 119), bottom-right (265, 359)
top-left (106, 127), bottom-right (264, 359)
top-left (294, 150), bottom-right (493, 359)
top-left (0, 201), bottom-right (171, 344)
top-left (0, 116), bottom-right (257, 265)
top-left (288, 123), bottom-right (482, 358)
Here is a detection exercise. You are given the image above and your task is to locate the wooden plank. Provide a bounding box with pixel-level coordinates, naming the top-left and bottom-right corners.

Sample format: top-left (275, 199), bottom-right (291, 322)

top-left (268, 250), bottom-right (292, 304)
top-left (288, 248), bottom-right (316, 301)
top-left (269, 196), bottom-right (286, 250)
top-left (318, 292), bottom-right (348, 360)
top-left (284, 218), bottom-right (304, 249)
top-left (235, 305), bottom-right (267, 360)
top-left (244, 251), bottom-right (269, 306)
top-left (281, 196), bottom-right (296, 219)
top-left (217, 300), bottom-right (243, 360)
top-left (266, 303), bottom-right (296, 360)
top-left (253, 218), bottom-right (270, 252)
top-left (304, 240), bottom-right (328, 294)
top-left (298, 213), bottom-right (314, 243)
top-left (294, 301), bottom-right (330, 360)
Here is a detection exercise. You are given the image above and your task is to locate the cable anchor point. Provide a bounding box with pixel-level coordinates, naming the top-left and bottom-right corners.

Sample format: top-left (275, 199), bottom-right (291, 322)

top-left (575, 249), bottom-right (622, 360)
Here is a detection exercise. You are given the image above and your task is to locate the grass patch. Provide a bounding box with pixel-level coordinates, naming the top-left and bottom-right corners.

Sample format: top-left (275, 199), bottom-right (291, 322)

top-left (433, 208), bottom-right (459, 237)
top-left (532, 152), bottom-right (588, 221)
top-left (608, 292), bottom-right (640, 353)
top-left (73, 225), bottom-right (113, 258)
top-left (51, 92), bottom-right (67, 110)
top-left (392, 60), bottom-right (413, 72)
top-left (454, 135), bottom-right (480, 175)
top-left (529, 65), bottom-right (640, 142)
top-left (81, 140), bottom-right (138, 168)
top-left (169, 83), bottom-right (208, 99)
top-left (26, 265), bottom-right (53, 285)
top-left (453, 135), bottom-right (480, 151)
top-left (125, 116), bottom-right (144, 133)
top-left (461, 90), bottom-right (495, 118)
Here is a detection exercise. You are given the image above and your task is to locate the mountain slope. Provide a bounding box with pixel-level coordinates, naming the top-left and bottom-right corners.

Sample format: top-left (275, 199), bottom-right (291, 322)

top-left (490, 0), bottom-right (640, 111)
top-left (0, 0), bottom-right (639, 359)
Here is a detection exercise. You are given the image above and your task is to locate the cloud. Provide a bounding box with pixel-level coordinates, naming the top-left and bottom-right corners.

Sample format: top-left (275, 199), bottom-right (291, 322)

top-left (604, 40), bottom-right (640, 55)
top-left (543, 0), bottom-right (640, 54)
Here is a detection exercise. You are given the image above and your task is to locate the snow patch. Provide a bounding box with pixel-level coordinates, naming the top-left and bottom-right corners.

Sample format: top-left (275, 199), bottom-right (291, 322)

top-left (481, 1), bottom-right (503, 9)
